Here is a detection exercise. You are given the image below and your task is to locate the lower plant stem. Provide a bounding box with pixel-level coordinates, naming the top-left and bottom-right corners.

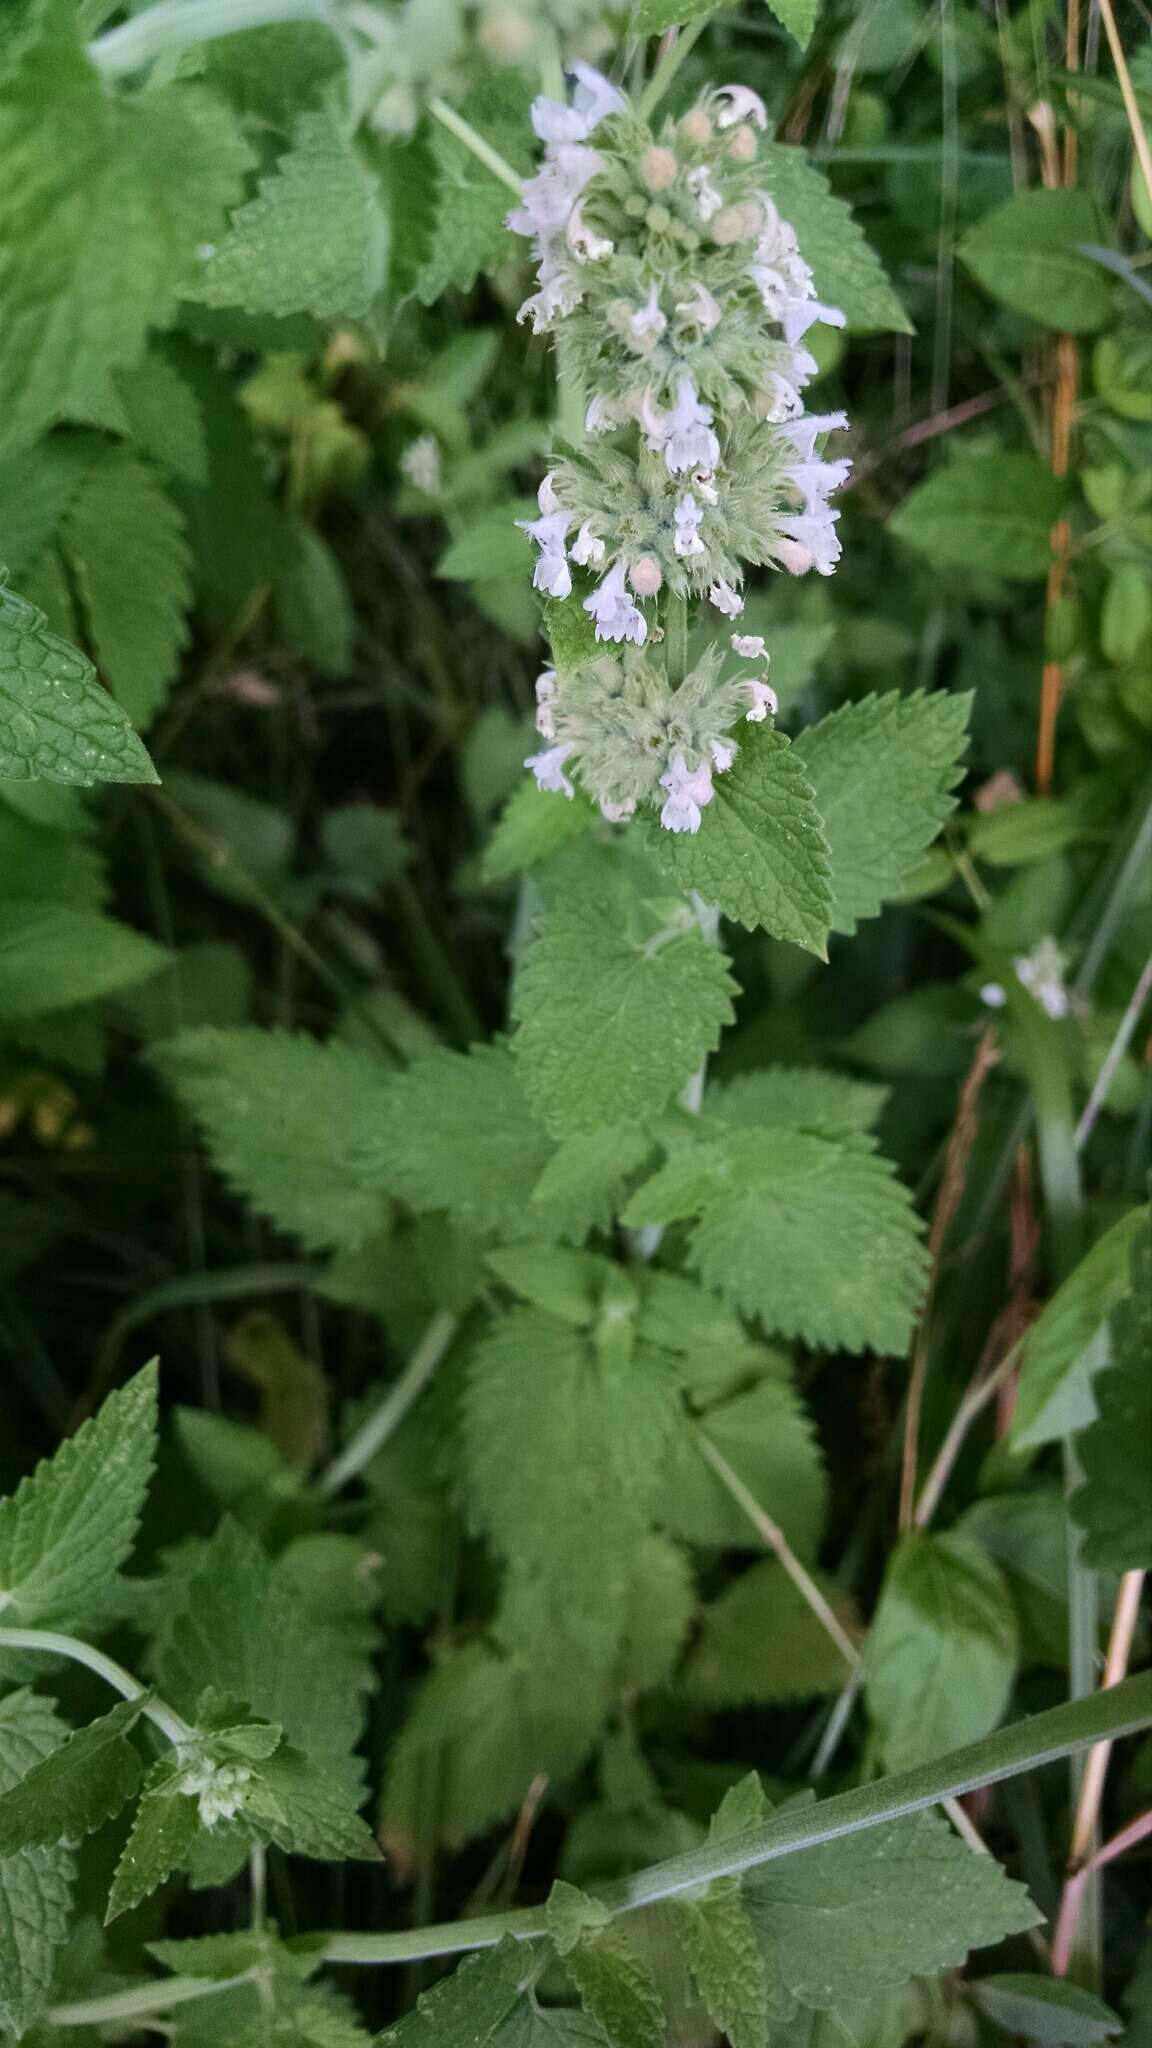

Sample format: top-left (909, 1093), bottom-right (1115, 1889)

top-left (1097, 0), bottom-right (1152, 209)
top-left (48, 1974), bottom-right (257, 2029)
top-left (0, 1629), bottom-right (193, 1746)
top-left (318, 1310), bottom-right (458, 1496)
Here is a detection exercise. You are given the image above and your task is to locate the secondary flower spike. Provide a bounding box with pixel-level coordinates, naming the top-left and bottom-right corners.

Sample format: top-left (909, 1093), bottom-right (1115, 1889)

top-left (510, 65), bottom-right (851, 830)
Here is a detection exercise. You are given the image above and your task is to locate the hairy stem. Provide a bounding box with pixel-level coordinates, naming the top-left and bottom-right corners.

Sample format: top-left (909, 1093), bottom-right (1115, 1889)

top-left (89, 0), bottom-right (356, 76)
top-left (0, 1629), bottom-right (194, 1746)
top-left (427, 98), bottom-right (524, 195)
top-left (49, 1974), bottom-right (256, 2028)
top-left (319, 1310), bottom-right (459, 1496)
top-left (664, 589), bottom-right (690, 688)
top-left (637, 14), bottom-right (712, 121)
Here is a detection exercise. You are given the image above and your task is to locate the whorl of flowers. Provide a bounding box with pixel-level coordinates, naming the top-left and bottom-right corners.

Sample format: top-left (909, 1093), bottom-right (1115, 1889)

top-left (510, 64), bottom-right (849, 831)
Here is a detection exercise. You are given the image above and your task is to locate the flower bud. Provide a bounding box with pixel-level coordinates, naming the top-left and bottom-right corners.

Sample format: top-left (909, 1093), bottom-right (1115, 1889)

top-left (679, 108), bottom-right (713, 147)
top-left (638, 145), bottom-right (678, 192)
top-left (476, 7), bottom-right (535, 61)
top-left (710, 200), bottom-right (762, 246)
top-left (645, 202), bottom-right (672, 233)
top-left (630, 555), bottom-right (663, 596)
top-left (773, 537), bottom-right (816, 575)
top-left (726, 122), bottom-right (758, 162)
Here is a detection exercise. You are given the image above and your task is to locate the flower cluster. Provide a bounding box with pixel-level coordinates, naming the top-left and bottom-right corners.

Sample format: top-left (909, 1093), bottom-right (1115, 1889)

top-left (508, 66), bottom-right (850, 636)
top-left (527, 638), bottom-right (777, 831)
top-left (981, 938), bottom-right (1073, 1021)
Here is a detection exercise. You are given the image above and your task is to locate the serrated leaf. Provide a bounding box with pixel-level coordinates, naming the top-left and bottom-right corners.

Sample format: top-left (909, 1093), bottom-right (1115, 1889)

top-left (565, 1932), bottom-right (665, 2048)
top-left (361, 1045), bottom-right (558, 1240)
top-left (616, 1535), bottom-right (696, 1694)
top-left (890, 454), bottom-right (1063, 577)
top-left (0, 1697), bottom-right (143, 1854)
top-left (791, 692), bottom-right (971, 936)
top-left (0, 1362), bottom-right (157, 1633)
top-left (0, 0), bottom-right (252, 454)
top-left (1009, 1205), bottom-right (1149, 1449)
top-left (114, 349), bottom-right (209, 484)
top-left (0, 1690), bottom-right (74, 2035)
top-left (680, 1878), bottom-right (767, 2048)
top-left (152, 1027), bottom-right (392, 1253)
top-left (624, 1128), bottom-right (928, 1352)
top-left (764, 0), bottom-right (819, 45)
top-left (417, 71), bottom-right (532, 306)
top-left (973, 1977), bottom-right (1122, 2046)
top-left (62, 447), bottom-right (191, 729)
top-left (513, 894), bottom-right (736, 1136)
top-left (960, 190), bottom-right (1111, 334)
top-left (758, 143), bottom-right (910, 332)
top-left (437, 505), bottom-right (533, 582)
top-left (658, 1376), bottom-right (828, 1556)
top-left (0, 576), bottom-right (158, 786)
top-left (105, 1758), bottom-right (199, 1923)
top-left (529, 1125), bottom-right (655, 1237)
top-left (743, 1806), bottom-right (1039, 2016)
top-left (190, 113), bottom-right (388, 321)
top-left (0, 904), bottom-right (166, 1021)
top-left (654, 727), bottom-right (832, 951)
top-left (252, 1745), bottom-right (379, 1862)
top-left (865, 1532), bottom-right (1019, 1771)
top-left (0, 439), bottom-right (95, 578)
top-left (482, 783), bottom-right (596, 884)
top-left (687, 1558), bottom-right (855, 1704)
top-left (377, 1939), bottom-right (535, 2048)
top-left (706, 1066), bottom-right (887, 1137)
top-left (633, 0), bottom-right (717, 33)
top-left (1070, 1215), bottom-right (1152, 1569)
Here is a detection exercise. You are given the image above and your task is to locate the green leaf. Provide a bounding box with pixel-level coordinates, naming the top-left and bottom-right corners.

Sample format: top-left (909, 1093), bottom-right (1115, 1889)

top-left (654, 727), bottom-right (833, 952)
top-left (0, 0), bottom-right (252, 454)
top-left (890, 454), bottom-right (1063, 578)
top-left (0, 576), bottom-right (158, 785)
top-left (0, 439), bottom-right (95, 578)
top-left (0, 1690), bottom-right (74, 2036)
top-left (1009, 1205), bottom-right (1149, 1449)
top-left (973, 1976), bottom-right (1123, 2046)
top-left (105, 1758), bottom-right (199, 1922)
top-left (678, 1779), bottom-right (770, 2048)
top-left (529, 1125), bottom-right (656, 1240)
top-left (0, 1361), bottom-right (157, 1632)
top-left (960, 190), bottom-right (1111, 334)
top-left (512, 894), bottom-right (736, 1136)
top-left (418, 70), bottom-right (532, 305)
top-left (253, 1744), bottom-right (379, 1862)
top-left (0, 904), bottom-right (166, 1021)
top-left (189, 113), bottom-right (388, 320)
top-left (706, 1066), bottom-right (887, 1138)
top-left (114, 348), bottom-right (209, 484)
top-left (687, 1559), bottom-right (854, 1704)
top-left (1070, 1214), bottom-right (1152, 1569)
top-left (742, 1806), bottom-right (1039, 2015)
top-left (62, 447), bottom-right (191, 729)
top-left (757, 143), bottom-right (911, 332)
top-left (377, 1939), bottom-right (536, 2048)
top-left (276, 525), bottom-right (354, 680)
top-left (764, 0), bottom-right (819, 45)
top-left (564, 1931), bottom-right (665, 2048)
top-left (633, 0), bottom-right (717, 34)
top-left (657, 1376), bottom-right (828, 1556)
top-left (0, 1697), bottom-right (143, 1854)
top-left (616, 1536), bottom-right (695, 1693)
top-left (624, 1128), bottom-right (928, 1352)
top-left (152, 1028), bottom-right (392, 1254)
top-left (482, 783), bottom-right (596, 884)
top-left (437, 505), bottom-right (533, 582)
top-left (791, 692), bottom-right (971, 936)
top-left (865, 1532), bottom-right (1019, 1771)
top-left (363, 1045), bottom-right (559, 1240)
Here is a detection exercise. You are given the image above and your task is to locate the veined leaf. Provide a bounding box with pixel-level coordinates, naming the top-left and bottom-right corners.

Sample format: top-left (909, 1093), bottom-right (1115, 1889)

top-left (865, 1532), bottom-right (1019, 1770)
top-left (687, 1559), bottom-right (854, 1705)
top-left (757, 144), bottom-right (911, 331)
top-left (62, 447), bottom-right (191, 730)
top-left (960, 190), bottom-right (1111, 334)
top-left (1009, 1204), bottom-right (1149, 1449)
top-left (0, 576), bottom-right (157, 786)
top-left (0, 1690), bottom-right (74, 2035)
top-left (0, 904), bottom-right (167, 1020)
top-left (973, 1976), bottom-right (1123, 2046)
top-left (1070, 1214), bottom-right (1152, 1569)
top-left (105, 1758), bottom-right (199, 1923)
top-left (890, 455), bottom-right (1063, 578)
top-left (0, 1697), bottom-right (144, 1854)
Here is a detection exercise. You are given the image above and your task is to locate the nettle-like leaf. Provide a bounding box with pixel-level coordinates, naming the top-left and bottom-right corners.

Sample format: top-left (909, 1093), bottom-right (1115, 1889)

top-left (153, 1027), bottom-right (393, 1253)
top-left (0, 575), bottom-right (158, 786)
top-left (190, 112), bottom-right (389, 321)
top-left (706, 1067), bottom-right (887, 1138)
top-left (377, 1938), bottom-right (539, 2047)
top-left (959, 189), bottom-right (1111, 335)
top-left (0, 439), bottom-right (95, 580)
top-left (418, 69), bottom-right (533, 306)
top-left (687, 1559), bottom-right (855, 1705)
top-left (0, 1690), bottom-right (74, 2035)
top-left (0, 0), bottom-right (252, 455)
top-left (890, 453), bottom-right (1063, 578)
top-left (792, 692), bottom-right (971, 936)
top-left (756, 143), bottom-right (911, 332)
top-left (678, 1778), bottom-right (770, 2048)
top-left (0, 1361), bottom-right (157, 1633)
top-left (482, 783), bottom-right (596, 884)
top-left (106, 1755), bottom-right (200, 1923)
top-left (512, 893), bottom-right (736, 1137)
top-left (972, 1975), bottom-right (1123, 2046)
top-left (549, 1885), bottom-right (664, 2048)
top-left (624, 1129), bottom-right (928, 1352)
top-left (0, 903), bottom-right (167, 1022)
top-left (865, 1532), bottom-right (1019, 1771)
top-left (657, 1375), bottom-right (828, 1556)
top-left (1071, 1215), bottom-right (1152, 1570)
top-left (654, 727), bottom-right (832, 952)
top-left (62, 447), bottom-right (191, 730)
top-left (1009, 1204), bottom-right (1149, 1449)
top-left (0, 1697), bottom-right (144, 1855)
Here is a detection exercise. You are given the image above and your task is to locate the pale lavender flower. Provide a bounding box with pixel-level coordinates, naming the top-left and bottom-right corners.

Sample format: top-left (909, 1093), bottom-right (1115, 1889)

top-left (742, 676), bottom-right (778, 721)
top-left (712, 84), bottom-right (768, 130)
top-left (673, 492), bottom-right (706, 557)
top-left (675, 281), bottom-right (723, 333)
top-left (659, 752), bottom-right (715, 832)
top-left (526, 741), bottom-right (576, 795)
top-left (781, 411), bottom-right (849, 460)
top-left (687, 164), bottom-right (724, 221)
top-left (584, 561), bottom-right (648, 644)
top-left (571, 521), bottom-right (606, 566)
top-left (518, 507), bottom-right (573, 597)
top-left (731, 633), bottom-right (767, 658)
top-left (642, 375), bottom-right (720, 475)
top-left (709, 578), bottom-right (744, 617)
top-left (628, 284), bottom-right (667, 348)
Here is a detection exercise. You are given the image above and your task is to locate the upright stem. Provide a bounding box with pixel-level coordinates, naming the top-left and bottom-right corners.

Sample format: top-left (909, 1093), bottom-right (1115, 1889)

top-left (89, 0), bottom-right (356, 76)
top-left (318, 1311), bottom-right (459, 1496)
top-left (637, 14), bottom-right (712, 121)
top-left (427, 99), bottom-right (524, 195)
top-left (0, 1629), bottom-right (194, 1747)
top-left (664, 590), bottom-right (689, 688)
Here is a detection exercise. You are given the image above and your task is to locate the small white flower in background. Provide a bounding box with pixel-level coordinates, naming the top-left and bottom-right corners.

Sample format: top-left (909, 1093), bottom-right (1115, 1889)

top-left (686, 163), bottom-right (724, 221)
top-left (742, 676), bottom-right (778, 720)
top-left (628, 284), bottom-right (667, 349)
top-left (526, 741), bottom-right (576, 796)
top-left (571, 520), bottom-right (606, 566)
top-left (660, 752), bottom-right (715, 833)
top-left (1014, 939), bottom-right (1072, 1020)
top-left (584, 561), bottom-right (648, 644)
top-left (400, 434), bottom-right (441, 494)
top-left (980, 983), bottom-right (1008, 1010)
top-left (178, 1757), bottom-right (252, 1828)
top-left (711, 84), bottom-right (768, 130)
top-left (673, 492), bottom-right (706, 557)
top-left (731, 634), bottom-right (767, 659)
top-left (709, 579), bottom-right (744, 617)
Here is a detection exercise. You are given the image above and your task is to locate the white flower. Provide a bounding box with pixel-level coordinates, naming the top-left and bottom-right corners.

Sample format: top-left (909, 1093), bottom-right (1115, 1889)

top-left (599, 796), bottom-right (636, 822)
top-left (628, 284), bottom-right (667, 348)
top-left (178, 1758), bottom-right (252, 1828)
top-left (571, 521), bottom-right (606, 566)
top-left (673, 492), bottom-right (705, 557)
top-left (659, 752), bottom-right (715, 832)
top-left (1014, 940), bottom-right (1071, 1019)
top-left (781, 410), bottom-right (849, 460)
top-left (774, 509), bottom-right (841, 575)
top-left (567, 200), bottom-right (614, 261)
top-left (642, 375), bottom-right (719, 475)
top-left (742, 676), bottom-right (778, 721)
top-left (507, 143), bottom-right (603, 238)
top-left (585, 393), bottom-right (620, 434)
top-left (517, 262), bottom-right (584, 331)
top-left (400, 434), bottom-right (441, 494)
top-left (675, 280), bottom-right (723, 333)
top-left (535, 669), bottom-right (558, 737)
top-left (536, 471), bottom-right (562, 515)
top-left (711, 737), bottom-right (737, 772)
top-left (980, 982), bottom-right (1008, 1009)
top-left (530, 63), bottom-right (625, 144)
top-left (782, 456), bottom-right (852, 515)
top-left (731, 633), bottom-right (766, 658)
top-left (759, 369), bottom-right (807, 421)
top-left (686, 164), bottom-right (724, 221)
top-left (709, 578), bottom-right (744, 617)
top-left (712, 84), bottom-right (768, 130)
top-left (584, 561), bottom-right (647, 644)
top-left (517, 507), bottom-right (572, 597)
top-left (691, 465), bottom-right (719, 505)
top-left (526, 741), bottom-right (576, 796)
top-left (781, 298), bottom-right (846, 345)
